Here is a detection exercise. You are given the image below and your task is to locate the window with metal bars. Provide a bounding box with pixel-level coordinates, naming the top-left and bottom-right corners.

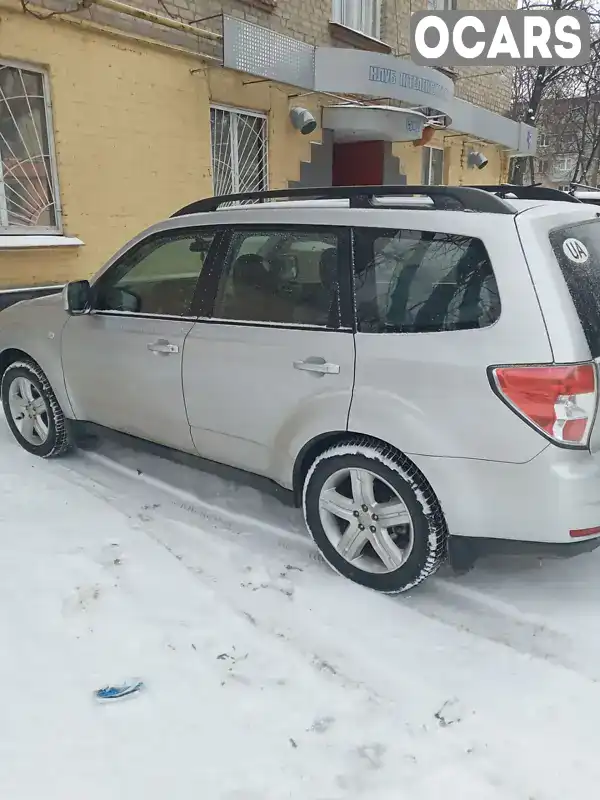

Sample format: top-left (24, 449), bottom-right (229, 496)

top-left (210, 106), bottom-right (268, 199)
top-left (331, 0), bottom-right (381, 40)
top-left (0, 61), bottom-right (60, 233)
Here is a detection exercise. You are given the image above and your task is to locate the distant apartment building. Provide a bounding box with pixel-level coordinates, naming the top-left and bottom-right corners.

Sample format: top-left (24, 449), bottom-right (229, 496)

top-left (531, 96), bottom-right (600, 190)
top-left (0, 0), bottom-right (536, 295)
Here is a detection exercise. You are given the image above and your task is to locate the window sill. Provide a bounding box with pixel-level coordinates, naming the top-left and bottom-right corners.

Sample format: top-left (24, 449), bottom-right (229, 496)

top-left (0, 235), bottom-right (84, 250)
top-left (328, 22), bottom-right (392, 53)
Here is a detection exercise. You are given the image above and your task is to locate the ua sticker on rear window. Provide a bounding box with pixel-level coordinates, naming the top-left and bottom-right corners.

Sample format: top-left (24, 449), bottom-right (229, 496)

top-left (562, 238), bottom-right (590, 264)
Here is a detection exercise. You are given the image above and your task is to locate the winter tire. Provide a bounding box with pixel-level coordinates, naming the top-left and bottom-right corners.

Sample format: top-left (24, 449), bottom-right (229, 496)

top-left (303, 438), bottom-right (447, 593)
top-left (2, 360), bottom-right (73, 458)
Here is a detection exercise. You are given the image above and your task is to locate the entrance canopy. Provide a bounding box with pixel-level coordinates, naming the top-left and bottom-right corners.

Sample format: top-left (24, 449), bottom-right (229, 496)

top-left (222, 16), bottom-right (536, 156)
top-left (322, 105), bottom-right (428, 143)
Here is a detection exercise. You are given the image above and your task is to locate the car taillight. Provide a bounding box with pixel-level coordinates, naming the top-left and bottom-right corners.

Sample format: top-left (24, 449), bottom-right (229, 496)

top-left (491, 363), bottom-right (597, 447)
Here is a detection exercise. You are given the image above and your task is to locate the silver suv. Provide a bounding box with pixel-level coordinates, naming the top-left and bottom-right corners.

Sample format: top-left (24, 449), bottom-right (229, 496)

top-left (3, 184), bottom-right (600, 594)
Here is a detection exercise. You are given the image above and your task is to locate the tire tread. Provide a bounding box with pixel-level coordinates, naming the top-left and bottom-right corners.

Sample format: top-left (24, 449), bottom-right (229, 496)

top-left (2, 359), bottom-right (72, 458)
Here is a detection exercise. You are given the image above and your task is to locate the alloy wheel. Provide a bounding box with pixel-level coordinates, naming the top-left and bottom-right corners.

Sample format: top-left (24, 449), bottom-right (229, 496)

top-left (318, 467), bottom-right (414, 574)
top-left (7, 376), bottom-right (50, 446)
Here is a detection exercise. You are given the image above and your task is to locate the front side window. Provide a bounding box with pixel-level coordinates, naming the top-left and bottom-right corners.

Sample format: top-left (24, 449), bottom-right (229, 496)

top-left (94, 230), bottom-right (216, 317)
top-left (213, 228), bottom-right (342, 327)
top-left (354, 228), bottom-right (500, 333)
top-left (331, 0), bottom-right (381, 39)
top-left (210, 106), bottom-right (267, 198)
top-left (0, 62), bottom-right (59, 233)
top-left (421, 147), bottom-right (444, 185)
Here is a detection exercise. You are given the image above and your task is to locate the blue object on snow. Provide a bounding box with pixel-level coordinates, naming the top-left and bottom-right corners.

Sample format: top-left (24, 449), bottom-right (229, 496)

top-left (95, 680), bottom-right (144, 701)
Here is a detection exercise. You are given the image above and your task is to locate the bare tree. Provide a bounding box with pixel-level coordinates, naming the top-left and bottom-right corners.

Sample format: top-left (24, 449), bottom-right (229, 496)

top-left (526, 58), bottom-right (600, 186)
top-left (509, 0), bottom-right (600, 184)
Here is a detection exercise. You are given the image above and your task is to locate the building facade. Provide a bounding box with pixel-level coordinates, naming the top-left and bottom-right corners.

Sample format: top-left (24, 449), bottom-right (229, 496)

top-left (531, 97), bottom-right (600, 191)
top-left (0, 0), bottom-right (536, 295)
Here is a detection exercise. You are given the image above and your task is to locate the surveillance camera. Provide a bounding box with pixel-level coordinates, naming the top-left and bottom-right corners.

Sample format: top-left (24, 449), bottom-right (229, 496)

top-left (467, 151), bottom-right (488, 170)
top-left (289, 107), bottom-right (317, 135)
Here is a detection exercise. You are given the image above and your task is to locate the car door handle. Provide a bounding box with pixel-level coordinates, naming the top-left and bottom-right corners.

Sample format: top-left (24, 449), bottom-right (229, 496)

top-left (147, 339), bottom-right (179, 355)
top-left (293, 357), bottom-right (340, 375)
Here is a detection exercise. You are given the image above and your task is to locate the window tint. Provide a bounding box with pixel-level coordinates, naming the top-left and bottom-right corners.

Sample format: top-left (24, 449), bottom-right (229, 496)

top-left (94, 230), bottom-right (215, 317)
top-left (213, 228), bottom-right (341, 326)
top-left (550, 219), bottom-right (600, 357)
top-left (354, 228), bottom-right (500, 333)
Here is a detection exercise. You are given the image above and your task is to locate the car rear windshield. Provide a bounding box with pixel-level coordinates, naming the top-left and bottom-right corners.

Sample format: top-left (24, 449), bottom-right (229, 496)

top-left (550, 219), bottom-right (600, 357)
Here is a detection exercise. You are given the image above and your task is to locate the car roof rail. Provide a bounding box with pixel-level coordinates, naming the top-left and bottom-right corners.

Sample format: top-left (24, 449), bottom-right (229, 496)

top-left (171, 184), bottom-right (515, 217)
top-left (463, 184), bottom-right (583, 204)
top-left (570, 182), bottom-right (598, 192)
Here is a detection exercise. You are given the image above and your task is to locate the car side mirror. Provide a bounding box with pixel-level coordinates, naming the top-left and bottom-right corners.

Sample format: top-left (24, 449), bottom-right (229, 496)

top-left (63, 280), bottom-right (91, 315)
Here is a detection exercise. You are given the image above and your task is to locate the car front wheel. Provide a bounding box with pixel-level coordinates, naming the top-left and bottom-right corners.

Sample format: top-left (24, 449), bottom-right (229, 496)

top-left (302, 438), bottom-right (447, 593)
top-left (1, 360), bottom-right (72, 458)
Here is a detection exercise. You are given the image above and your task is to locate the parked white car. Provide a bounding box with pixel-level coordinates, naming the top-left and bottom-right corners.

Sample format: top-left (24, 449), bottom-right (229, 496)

top-left (2, 184), bottom-right (600, 593)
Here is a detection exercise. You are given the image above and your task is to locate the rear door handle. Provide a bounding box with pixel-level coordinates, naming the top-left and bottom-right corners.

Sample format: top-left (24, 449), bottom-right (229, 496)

top-left (147, 339), bottom-right (179, 355)
top-left (293, 357), bottom-right (340, 376)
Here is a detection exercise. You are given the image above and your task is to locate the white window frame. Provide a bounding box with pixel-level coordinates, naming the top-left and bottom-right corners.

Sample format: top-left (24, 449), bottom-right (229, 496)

top-left (209, 104), bottom-right (268, 197)
top-left (554, 155), bottom-right (576, 173)
top-left (0, 58), bottom-right (62, 235)
top-left (422, 146), bottom-right (444, 185)
top-left (538, 132), bottom-right (549, 147)
top-left (331, 0), bottom-right (381, 40)
top-left (537, 158), bottom-right (549, 174)
top-left (427, 0), bottom-right (457, 9)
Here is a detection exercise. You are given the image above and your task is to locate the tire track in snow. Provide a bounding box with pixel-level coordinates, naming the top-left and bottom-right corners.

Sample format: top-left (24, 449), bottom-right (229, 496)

top-left (58, 442), bottom-right (600, 685)
top-left (48, 442), bottom-right (600, 798)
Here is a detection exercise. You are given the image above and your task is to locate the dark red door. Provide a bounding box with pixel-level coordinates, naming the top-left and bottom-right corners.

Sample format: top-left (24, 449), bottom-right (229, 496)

top-left (332, 141), bottom-right (384, 186)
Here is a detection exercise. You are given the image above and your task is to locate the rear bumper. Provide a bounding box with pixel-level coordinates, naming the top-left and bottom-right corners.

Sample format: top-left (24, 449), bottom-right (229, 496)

top-left (448, 533), bottom-right (600, 571)
top-left (411, 444), bottom-right (600, 545)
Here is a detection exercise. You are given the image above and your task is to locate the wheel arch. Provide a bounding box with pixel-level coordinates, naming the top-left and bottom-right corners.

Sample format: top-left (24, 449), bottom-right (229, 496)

top-left (292, 430), bottom-right (350, 505)
top-left (0, 348), bottom-right (38, 387)
top-left (0, 341), bottom-right (74, 418)
top-left (292, 430), bottom-right (446, 521)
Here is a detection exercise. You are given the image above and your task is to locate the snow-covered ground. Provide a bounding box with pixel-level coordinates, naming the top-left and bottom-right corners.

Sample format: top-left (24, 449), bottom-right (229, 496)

top-left (2, 418), bottom-right (600, 800)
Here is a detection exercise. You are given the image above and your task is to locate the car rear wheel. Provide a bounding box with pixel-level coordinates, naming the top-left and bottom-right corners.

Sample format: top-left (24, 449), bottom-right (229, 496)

top-left (302, 439), bottom-right (447, 593)
top-left (1, 360), bottom-right (72, 458)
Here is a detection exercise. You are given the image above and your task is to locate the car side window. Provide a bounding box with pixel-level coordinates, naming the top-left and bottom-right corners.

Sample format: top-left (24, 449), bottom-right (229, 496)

top-left (353, 228), bottom-right (500, 333)
top-left (213, 228), bottom-right (341, 327)
top-left (94, 230), bottom-right (216, 317)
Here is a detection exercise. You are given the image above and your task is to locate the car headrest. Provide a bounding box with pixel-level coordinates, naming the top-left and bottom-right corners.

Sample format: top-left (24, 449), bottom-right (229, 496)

top-left (232, 253), bottom-right (272, 289)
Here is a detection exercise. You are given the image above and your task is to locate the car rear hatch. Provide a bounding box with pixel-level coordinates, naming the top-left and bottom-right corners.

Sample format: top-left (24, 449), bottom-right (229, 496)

top-left (508, 208), bottom-right (600, 453)
top-left (548, 217), bottom-right (600, 452)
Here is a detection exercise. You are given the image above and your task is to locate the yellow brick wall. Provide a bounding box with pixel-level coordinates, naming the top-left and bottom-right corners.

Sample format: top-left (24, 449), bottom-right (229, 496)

top-left (205, 67), bottom-right (324, 190)
top-left (0, 7), bottom-right (323, 288)
top-left (0, 9), bottom-right (210, 286)
top-left (392, 133), bottom-right (508, 187)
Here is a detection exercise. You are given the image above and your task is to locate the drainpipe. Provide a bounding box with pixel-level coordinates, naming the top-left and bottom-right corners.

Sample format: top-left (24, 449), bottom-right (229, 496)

top-left (91, 0), bottom-right (222, 41)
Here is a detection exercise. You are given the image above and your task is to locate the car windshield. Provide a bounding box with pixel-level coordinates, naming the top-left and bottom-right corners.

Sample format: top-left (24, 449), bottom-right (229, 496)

top-left (550, 218), bottom-right (600, 357)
